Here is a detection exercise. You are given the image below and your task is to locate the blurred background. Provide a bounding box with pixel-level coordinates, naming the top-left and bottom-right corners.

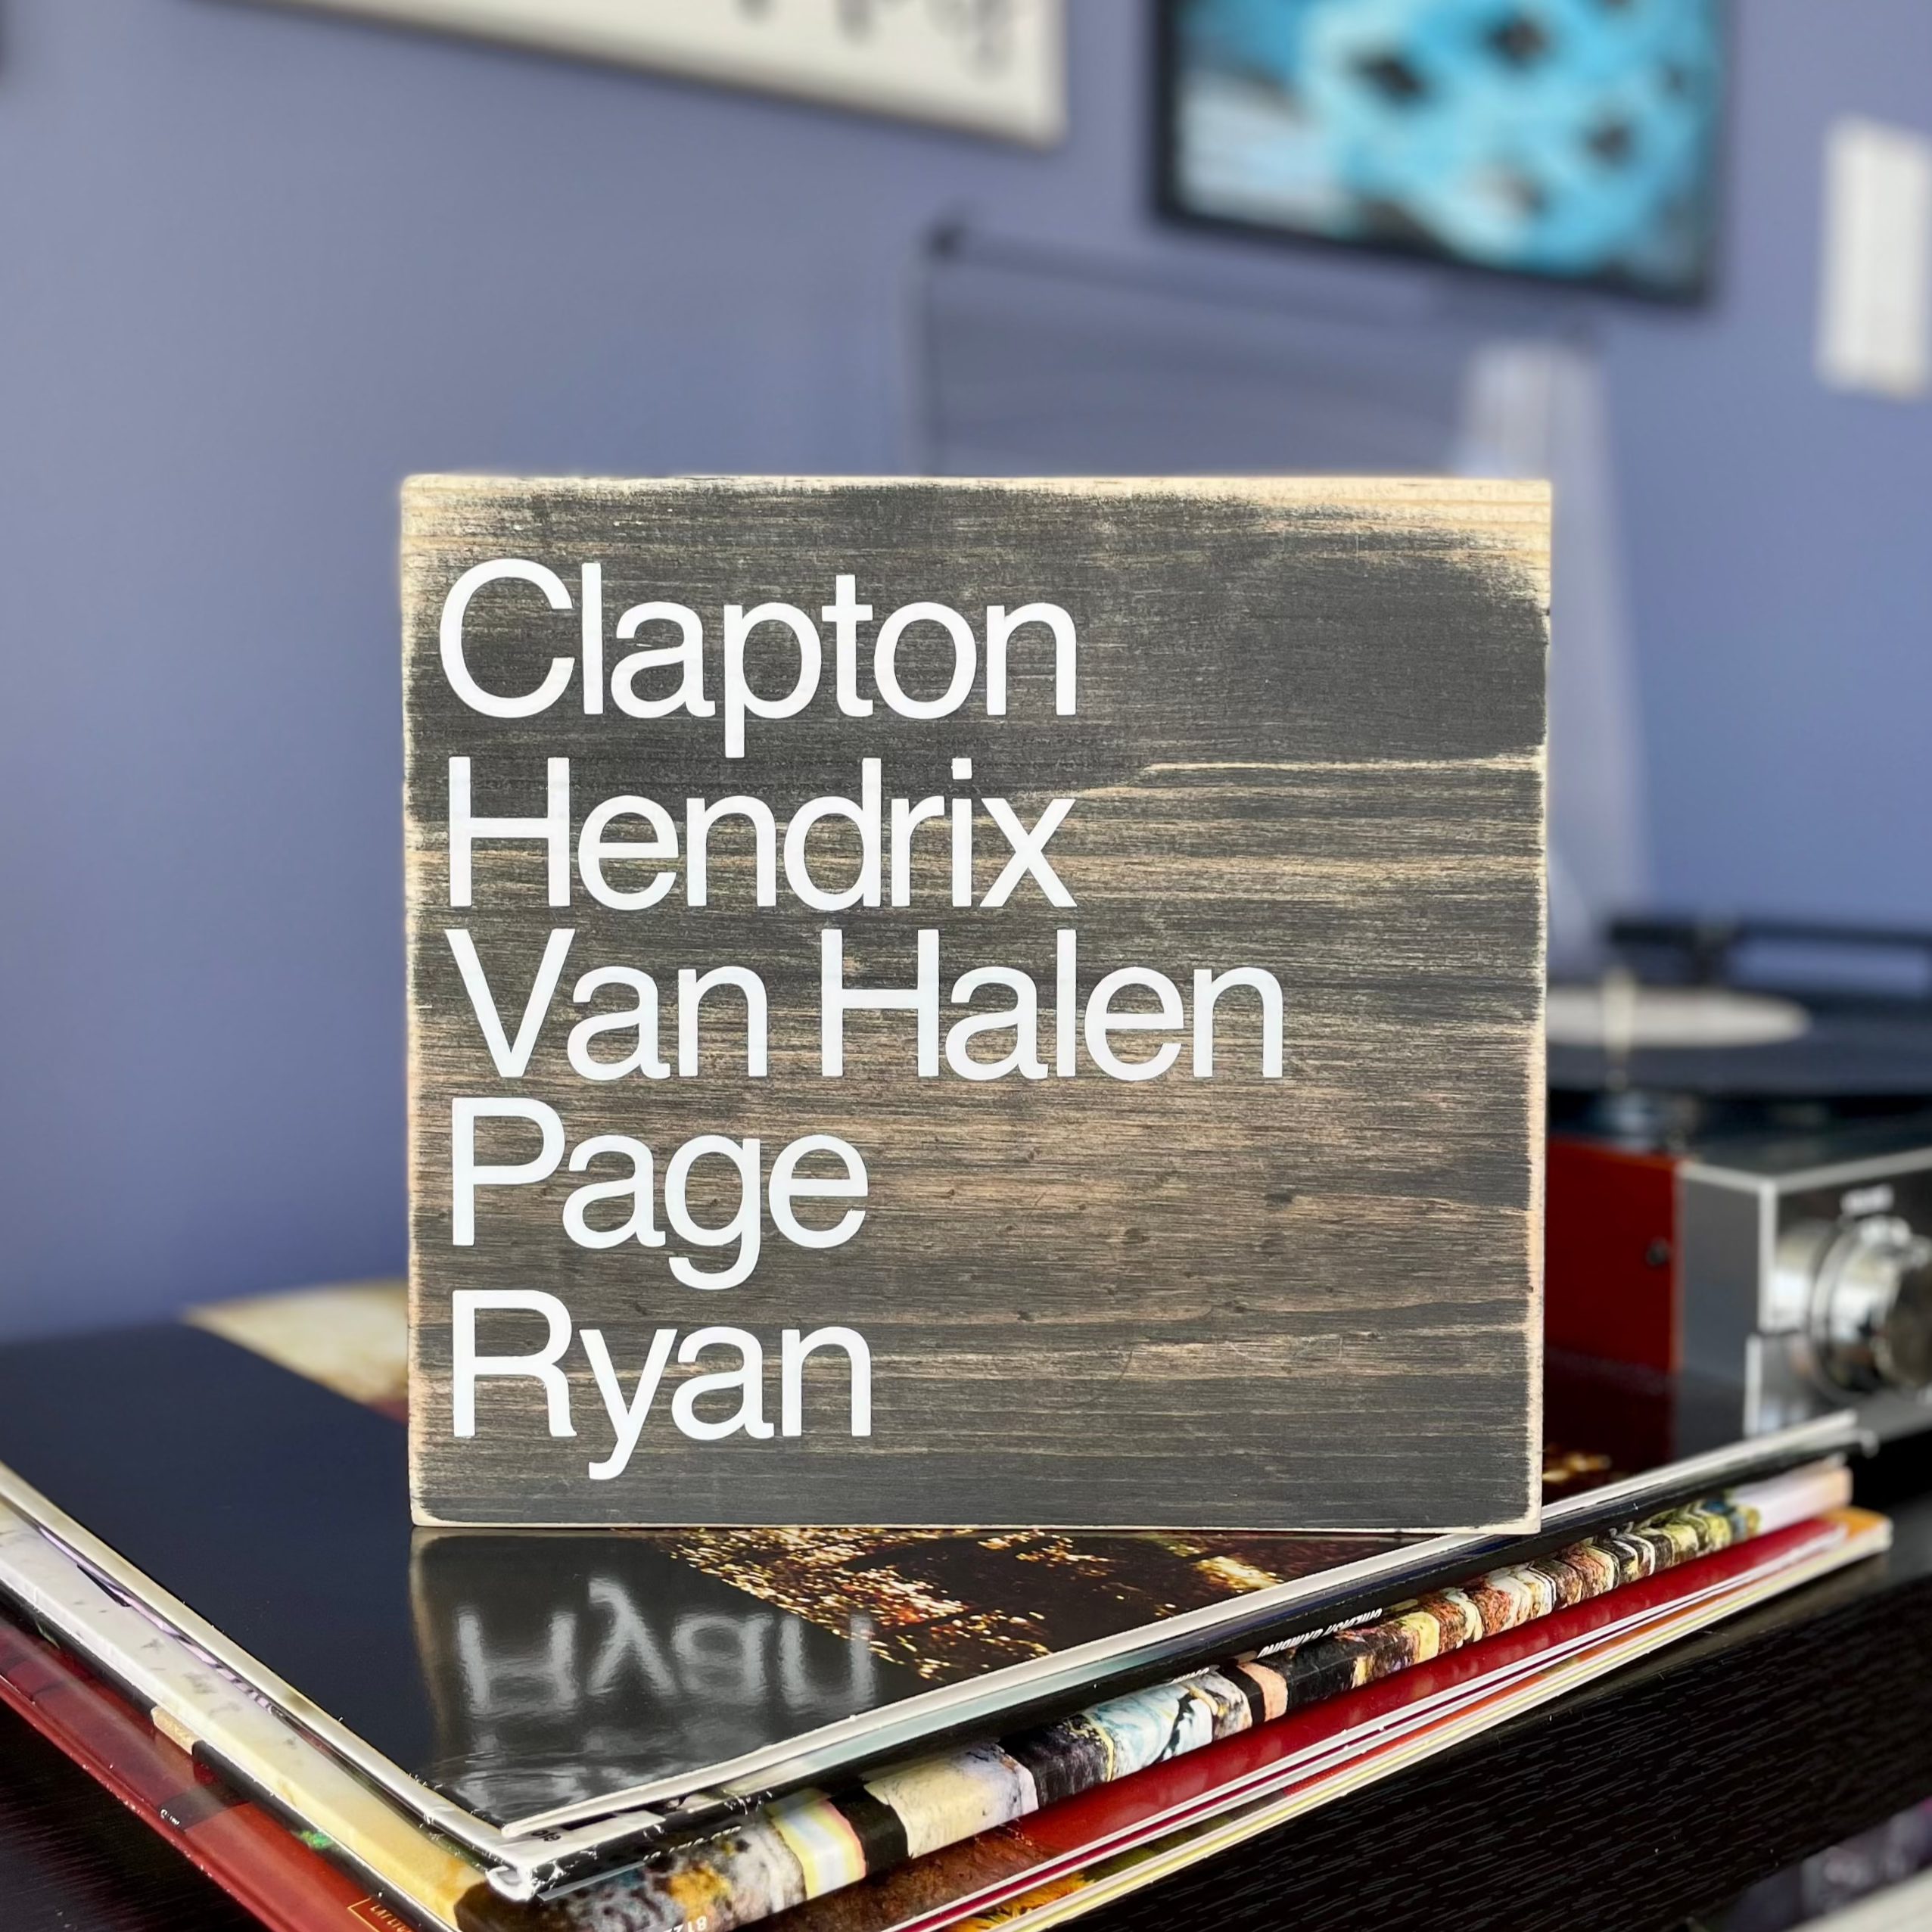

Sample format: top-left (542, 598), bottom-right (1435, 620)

top-left (1, 0), bottom-right (1927, 1340)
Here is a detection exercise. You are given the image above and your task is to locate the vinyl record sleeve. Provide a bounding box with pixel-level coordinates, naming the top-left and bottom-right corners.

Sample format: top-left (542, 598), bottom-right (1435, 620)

top-left (0, 1500), bottom-right (1886, 1932)
top-left (0, 1321), bottom-right (1859, 1899)
top-left (731, 1510), bottom-right (1892, 1932)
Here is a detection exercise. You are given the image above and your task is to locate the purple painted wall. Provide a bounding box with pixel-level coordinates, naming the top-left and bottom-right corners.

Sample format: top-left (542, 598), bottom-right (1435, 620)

top-left (0, 0), bottom-right (1925, 1335)
top-left (1604, 2), bottom-right (1932, 925)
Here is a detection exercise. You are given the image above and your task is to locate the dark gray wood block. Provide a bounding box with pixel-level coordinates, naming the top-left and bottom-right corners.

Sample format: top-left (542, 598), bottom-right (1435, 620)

top-left (403, 477), bottom-right (1549, 1529)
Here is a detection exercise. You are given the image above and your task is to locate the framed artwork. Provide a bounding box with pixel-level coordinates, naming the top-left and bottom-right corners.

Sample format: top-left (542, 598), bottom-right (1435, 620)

top-left (1159, 0), bottom-right (1726, 301)
top-left (248, 0), bottom-right (1064, 145)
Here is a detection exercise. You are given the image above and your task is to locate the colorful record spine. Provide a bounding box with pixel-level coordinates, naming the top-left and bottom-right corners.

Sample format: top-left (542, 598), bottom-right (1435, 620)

top-left (484, 1461), bottom-right (1852, 1932)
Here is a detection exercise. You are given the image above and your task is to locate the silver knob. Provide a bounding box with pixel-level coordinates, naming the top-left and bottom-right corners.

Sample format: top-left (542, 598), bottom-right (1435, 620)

top-left (1785, 1215), bottom-right (1932, 1395)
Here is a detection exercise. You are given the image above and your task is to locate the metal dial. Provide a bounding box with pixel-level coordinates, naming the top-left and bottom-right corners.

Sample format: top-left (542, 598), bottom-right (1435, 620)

top-left (1778, 1215), bottom-right (1932, 1396)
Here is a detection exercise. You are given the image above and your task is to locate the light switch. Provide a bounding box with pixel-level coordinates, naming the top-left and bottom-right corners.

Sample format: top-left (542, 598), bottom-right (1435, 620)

top-left (1817, 116), bottom-right (1932, 400)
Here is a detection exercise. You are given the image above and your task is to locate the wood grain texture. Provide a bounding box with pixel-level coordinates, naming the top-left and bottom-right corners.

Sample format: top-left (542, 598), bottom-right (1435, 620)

top-left (403, 477), bottom-right (1548, 1529)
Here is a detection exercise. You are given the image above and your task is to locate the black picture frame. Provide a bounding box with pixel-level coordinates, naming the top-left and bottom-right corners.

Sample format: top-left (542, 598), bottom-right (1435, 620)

top-left (1150, 0), bottom-right (1731, 309)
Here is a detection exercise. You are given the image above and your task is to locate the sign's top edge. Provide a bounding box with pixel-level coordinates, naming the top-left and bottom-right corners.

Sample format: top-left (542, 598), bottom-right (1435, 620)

top-left (400, 473), bottom-right (1553, 505)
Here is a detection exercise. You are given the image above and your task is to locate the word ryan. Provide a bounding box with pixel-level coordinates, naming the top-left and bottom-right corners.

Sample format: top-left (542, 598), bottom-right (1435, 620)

top-left (452, 1289), bottom-right (866, 1484)
top-left (437, 558), bottom-right (1288, 1467)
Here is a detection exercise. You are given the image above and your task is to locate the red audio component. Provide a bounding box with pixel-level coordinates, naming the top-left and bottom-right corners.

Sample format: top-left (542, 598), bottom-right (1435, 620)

top-left (1546, 1137), bottom-right (1679, 1374)
top-left (1545, 1122), bottom-right (1932, 1439)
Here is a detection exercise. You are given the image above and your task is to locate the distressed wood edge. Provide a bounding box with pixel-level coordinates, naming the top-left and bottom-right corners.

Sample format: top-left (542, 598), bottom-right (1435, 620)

top-left (399, 472), bottom-right (1552, 508)
top-left (1523, 739), bottom-right (1550, 1525)
top-left (406, 1506), bottom-right (1545, 1533)
top-left (1523, 502), bottom-right (1552, 1523)
top-left (402, 499), bottom-right (437, 1520)
top-left (400, 472), bottom-right (1553, 601)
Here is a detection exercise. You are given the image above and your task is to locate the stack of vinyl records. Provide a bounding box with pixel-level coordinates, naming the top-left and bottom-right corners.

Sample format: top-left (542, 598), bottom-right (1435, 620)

top-left (0, 1287), bottom-right (1890, 1932)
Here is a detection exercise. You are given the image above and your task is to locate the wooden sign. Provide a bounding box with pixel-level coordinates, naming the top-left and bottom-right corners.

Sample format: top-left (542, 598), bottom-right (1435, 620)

top-left (403, 477), bottom-right (1548, 1529)
top-left (248, 0), bottom-right (1064, 146)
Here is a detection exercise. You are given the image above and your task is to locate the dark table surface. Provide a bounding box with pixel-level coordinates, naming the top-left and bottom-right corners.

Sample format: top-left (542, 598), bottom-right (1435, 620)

top-left (6, 1458), bottom-right (1932, 1932)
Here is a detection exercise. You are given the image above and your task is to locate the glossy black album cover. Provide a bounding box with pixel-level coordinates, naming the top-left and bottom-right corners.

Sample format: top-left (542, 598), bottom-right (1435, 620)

top-left (0, 1318), bottom-right (1837, 1850)
top-left (0, 1324), bottom-right (1402, 1825)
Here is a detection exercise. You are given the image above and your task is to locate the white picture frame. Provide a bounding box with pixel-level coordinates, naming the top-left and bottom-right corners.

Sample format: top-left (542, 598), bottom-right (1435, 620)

top-left (251, 0), bottom-right (1066, 145)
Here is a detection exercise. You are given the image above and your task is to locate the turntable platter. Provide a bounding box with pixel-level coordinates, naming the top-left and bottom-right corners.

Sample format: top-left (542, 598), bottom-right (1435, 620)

top-left (1547, 986), bottom-right (1932, 1100)
top-left (1546, 985), bottom-right (1811, 1051)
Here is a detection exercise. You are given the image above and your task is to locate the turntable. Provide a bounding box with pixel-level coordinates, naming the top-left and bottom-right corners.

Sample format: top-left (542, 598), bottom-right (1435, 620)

top-left (1545, 917), bottom-right (1932, 1440)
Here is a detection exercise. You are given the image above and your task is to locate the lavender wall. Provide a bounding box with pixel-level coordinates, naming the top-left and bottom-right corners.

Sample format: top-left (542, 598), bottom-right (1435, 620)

top-left (1604, 2), bottom-right (1932, 925)
top-left (0, 0), bottom-right (1924, 1336)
